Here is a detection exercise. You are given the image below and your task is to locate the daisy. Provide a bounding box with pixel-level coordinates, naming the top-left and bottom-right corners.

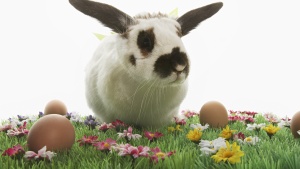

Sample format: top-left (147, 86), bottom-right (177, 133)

top-left (150, 147), bottom-right (175, 163)
top-left (263, 124), bottom-right (280, 139)
top-left (77, 135), bottom-right (99, 146)
top-left (24, 146), bottom-right (56, 161)
top-left (243, 136), bottom-right (260, 145)
top-left (190, 123), bottom-right (209, 131)
top-left (117, 126), bottom-right (142, 141)
top-left (2, 144), bottom-right (25, 157)
top-left (219, 125), bottom-right (237, 140)
top-left (93, 138), bottom-right (116, 151)
top-left (211, 141), bottom-right (244, 164)
top-left (186, 129), bottom-right (202, 143)
top-left (199, 137), bottom-right (226, 155)
top-left (144, 131), bottom-right (163, 141)
top-left (246, 123), bottom-right (266, 131)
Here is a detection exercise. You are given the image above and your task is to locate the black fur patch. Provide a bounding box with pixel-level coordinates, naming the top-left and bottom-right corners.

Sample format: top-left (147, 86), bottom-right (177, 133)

top-left (154, 47), bottom-right (189, 78)
top-left (129, 55), bottom-right (136, 66)
top-left (137, 28), bottom-right (155, 57)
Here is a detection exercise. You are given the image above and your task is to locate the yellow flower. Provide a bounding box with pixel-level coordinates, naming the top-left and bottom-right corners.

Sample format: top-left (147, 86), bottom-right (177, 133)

top-left (186, 129), bottom-right (202, 142)
top-left (211, 141), bottom-right (244, 164)
top-left (219, 125), bottom-right (237, 140)
top-left (263, 124), bottom-right (280, 139)
top-left (263, 124), bottom-right (280, 135)
top-left (168, 125), bottom-right (182, 133)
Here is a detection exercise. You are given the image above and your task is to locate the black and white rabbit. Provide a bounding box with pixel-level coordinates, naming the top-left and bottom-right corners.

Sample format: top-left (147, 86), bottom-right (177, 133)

top-left (69, 0), bottom-right (223, 128)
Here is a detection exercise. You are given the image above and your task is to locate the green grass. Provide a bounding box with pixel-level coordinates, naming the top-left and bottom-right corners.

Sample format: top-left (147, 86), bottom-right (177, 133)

top-left (1, 114), bottom-right (300, 169)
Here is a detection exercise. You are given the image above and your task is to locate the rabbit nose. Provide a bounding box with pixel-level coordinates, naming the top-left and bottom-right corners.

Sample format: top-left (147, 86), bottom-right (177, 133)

top-left (174, 63), bottom-right (187, 72)
top-left (170, 47), bottom-right (188, 72)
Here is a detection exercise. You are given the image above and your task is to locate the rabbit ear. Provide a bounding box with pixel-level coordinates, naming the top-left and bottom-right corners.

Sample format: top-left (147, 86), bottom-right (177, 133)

top-left (69, 0), bottom-right (135, 34)
top-left (177, 2), bottom-right (223, 36)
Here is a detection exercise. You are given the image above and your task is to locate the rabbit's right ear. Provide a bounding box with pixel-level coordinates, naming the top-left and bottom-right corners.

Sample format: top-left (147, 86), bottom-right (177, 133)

top-left (69, 0), bottom-right (135, 34)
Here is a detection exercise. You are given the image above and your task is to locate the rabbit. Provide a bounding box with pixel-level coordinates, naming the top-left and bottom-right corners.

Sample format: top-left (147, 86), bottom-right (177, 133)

top-left (69, 0), bottom-right (223, 128)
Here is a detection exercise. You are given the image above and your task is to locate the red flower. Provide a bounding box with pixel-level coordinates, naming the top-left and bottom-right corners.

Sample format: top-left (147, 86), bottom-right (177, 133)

top-left (233, 132), bottom-right (245, 141)
top-left (174, 117), bottom-right (186, 125)
top-left (77, 135), bottom-right (99, 146)
top-left (181, 110), bottom-right (198, 118)
top-left (112, 119), bottom-right (126, 127)
top-left (2, 144), bottom-right (25, 157)
top-left (150, 147), bottom-right (175, 163)
top-left (144, 131), bottom-right (163, 141)
top-left (93, 138), bottom-right (116, 151)
top-left (98, 122), bottom-right (115, 132)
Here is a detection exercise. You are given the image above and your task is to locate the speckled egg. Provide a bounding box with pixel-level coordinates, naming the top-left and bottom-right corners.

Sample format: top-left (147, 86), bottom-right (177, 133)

top-left (290, 111), bottom-right (300, 139)
top-left (44, 100), bottom-right (67, 115)
top-left (27, 114), bottom-right (75, 152)
top-left (199, 101), bottom-right (228, 128)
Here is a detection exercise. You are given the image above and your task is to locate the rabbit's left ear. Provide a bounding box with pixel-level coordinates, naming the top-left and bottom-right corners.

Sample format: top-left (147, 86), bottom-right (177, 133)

top-left (177, 2), bottom-right (223, 36)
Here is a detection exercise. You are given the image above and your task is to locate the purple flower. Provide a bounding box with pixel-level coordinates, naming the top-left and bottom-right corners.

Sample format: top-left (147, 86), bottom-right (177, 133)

top-left (17, 115), bottom-right (28, 121)
top-left (84, 115), bottom-right (99, 130)
top-left (38, 111), bottom-right (44, 118)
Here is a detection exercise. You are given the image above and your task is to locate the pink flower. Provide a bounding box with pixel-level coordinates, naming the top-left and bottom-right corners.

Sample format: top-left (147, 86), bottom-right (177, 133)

top-left (77, 135), bottom-right (99, 146)
top-left (144, 131), bottom-right (163, 141)
top-left (181, 110), bottom-right (198, 118)
top-left (2, 144), bottom-right (25, 157)
top-left (113, 144), bottom-right (150, 158)
top-left (150, 147), bottom-right (175, 163)
top-left (244, 111), bottom-right (258, 117)
top-left (228, 115), bottom-right (239, 122)
top-left (174, 117), bottom-right (186, 125)
top-left (7, 121), bottom-right (29, 137)
top-left (117, 126), bottom-right (142, 141)
top-left (112, 119), bottom-right (127, 127)
top-left (24, 146), bottom-right (56, 161)
top-left (93, 138), bottom-right (116, 151)
top-left (233, 132), bottom-right (245, 141)
top-left (98, 122), bottom-right (115, 132)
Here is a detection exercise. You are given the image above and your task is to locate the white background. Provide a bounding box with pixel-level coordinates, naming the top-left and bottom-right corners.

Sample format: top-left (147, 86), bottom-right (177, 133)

top-left (1, 0), bottom-right (299, 121)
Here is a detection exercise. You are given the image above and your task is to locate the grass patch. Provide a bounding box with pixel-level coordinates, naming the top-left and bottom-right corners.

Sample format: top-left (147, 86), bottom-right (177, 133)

top-left (1, 113), bottom-right (300, 169)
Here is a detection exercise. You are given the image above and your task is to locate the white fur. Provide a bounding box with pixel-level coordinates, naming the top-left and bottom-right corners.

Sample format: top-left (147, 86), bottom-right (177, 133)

top-left (85, 16), bottom-right (189, 128)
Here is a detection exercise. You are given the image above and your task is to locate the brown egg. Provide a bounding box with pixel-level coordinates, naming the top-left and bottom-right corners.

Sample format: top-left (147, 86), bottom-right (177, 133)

top-left (27, 114), bottom-right (75, 152)
top-left (290, 111), bottom-right (300, 139)
top-left (199, 101), bottom-right (228, 128)
top-left (44, 100), bottom-right (67, 115)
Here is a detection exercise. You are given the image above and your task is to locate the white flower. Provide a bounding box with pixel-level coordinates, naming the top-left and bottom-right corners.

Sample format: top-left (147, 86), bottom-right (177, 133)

top-left (117, 127), bottom-right (142, 140)
top-left (243, 136), bottom-right (260, 145)
top-left (278, 116), bottom-right (291, 128)
top-left (200, 147), bottom-right (218, 155)
top-left (246, 123), bottom-right (265, 130)
top-left (70, 112), bottom-right (83, 123)
top-left (199, 137), bottom-right (226, 155)
top-left (297, 130), bottom-right (300, 135)
top-left (24, 146), bottom-right (56, 161)
top-left (190, 123), bottom-right (209, 131)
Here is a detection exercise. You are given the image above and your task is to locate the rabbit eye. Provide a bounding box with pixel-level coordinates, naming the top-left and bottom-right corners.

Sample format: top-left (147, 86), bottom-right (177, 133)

top-left (137, 28), bottom-right (155, 57)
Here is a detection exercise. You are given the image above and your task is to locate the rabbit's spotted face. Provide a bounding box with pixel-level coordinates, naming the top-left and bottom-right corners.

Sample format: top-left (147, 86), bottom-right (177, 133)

top-left (123, 17), bottom-right (190, 85)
